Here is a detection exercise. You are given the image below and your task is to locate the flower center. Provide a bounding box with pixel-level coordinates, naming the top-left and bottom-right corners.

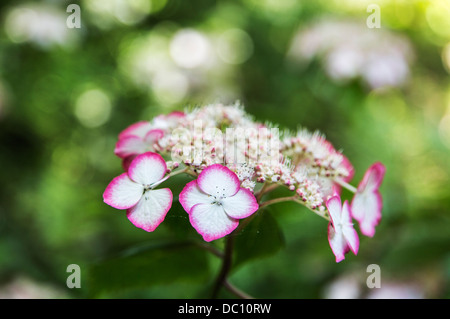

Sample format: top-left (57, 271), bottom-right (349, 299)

top-left (211, 196), bottom-right (223, 206)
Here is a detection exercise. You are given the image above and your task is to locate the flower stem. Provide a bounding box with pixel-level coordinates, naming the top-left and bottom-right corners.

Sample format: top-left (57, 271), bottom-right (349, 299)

top-left (194, 242), bottom-right (224, 258)
top-left (293, 199), bottom-right (330, 221)
top-left (259, 196), bottom-right (296, 209)
top-left (223, 280), bottom-right (254, 299)
top-left (211, 234), bottom-right (234, 299)
top-left (334, 179), bottom-right (357, 193)
top-left (255, 182), bottom-right (281, 201)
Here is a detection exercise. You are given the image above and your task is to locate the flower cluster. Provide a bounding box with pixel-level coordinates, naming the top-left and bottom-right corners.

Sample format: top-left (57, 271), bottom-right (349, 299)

top-left (103, 103), bottom-right (385, 262)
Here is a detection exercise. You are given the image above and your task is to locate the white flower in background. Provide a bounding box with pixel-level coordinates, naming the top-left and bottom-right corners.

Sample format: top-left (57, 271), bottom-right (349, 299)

top-left (118, 27), bottom-right (253, 105)
top-left (288, 18), bottom-right (414, 89)
top-left (366, 282), bottom-right (424, 299)
top-left (83, 0), bottom-right (166, 28)
top-left (4, 4), bottom-right (77, 49)
top-left (323, 274), bottom-right (362, 299)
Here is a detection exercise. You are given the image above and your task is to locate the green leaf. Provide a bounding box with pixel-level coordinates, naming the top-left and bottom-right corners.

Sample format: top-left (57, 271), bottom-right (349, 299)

top-left (232, 209), bottom-right (285, 269)
top-left (164, 200), bottom-right (198, 239)
top-left (87, 240), bottom-right (210, 297)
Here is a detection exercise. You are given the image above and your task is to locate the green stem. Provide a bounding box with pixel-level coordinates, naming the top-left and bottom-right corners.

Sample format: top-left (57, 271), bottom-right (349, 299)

top-left (259, 196), bottom-right (297, 209)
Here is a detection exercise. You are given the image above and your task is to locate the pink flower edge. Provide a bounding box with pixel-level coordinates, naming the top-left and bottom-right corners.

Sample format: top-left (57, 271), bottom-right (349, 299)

top-left (119, 121), bottom-right (152, 139)
top-left (351, 162), bottom-right (386, 237)
top-left (179, 180), bottom-right (210, 214)
top-left (357, 162), bottom-right (386, 192)
top-left (128, 152), bottom-right (168, 186)
top-left (189, 203), bottom-right (239, 242)
top-left (103, 172), bottom-right (143, 210)
top-left (222, 188), bottom-right (259, 219)
top-left (127, 188), bottom-right (173, 232)
top-left (326, 196), bottom-right (359, 263)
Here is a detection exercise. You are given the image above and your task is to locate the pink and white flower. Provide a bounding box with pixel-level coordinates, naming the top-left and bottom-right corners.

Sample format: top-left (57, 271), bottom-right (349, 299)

top-left (103, 152), bottom-right (173, 232)
top-left (351, 162), bottom-right (386, 237)
top-left (327, 195), bottom-right (359, 263)
top-left (115, 126), bottom-right (164, 160)
top-left (179, 164), bottom-right (259, 242)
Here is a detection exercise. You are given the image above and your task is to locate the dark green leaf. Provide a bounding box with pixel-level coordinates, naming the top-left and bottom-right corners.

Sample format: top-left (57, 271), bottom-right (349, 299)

top-left (87, 240), bottom-right (210, 296)
top-left (232, 209), bottom-right (285, 269)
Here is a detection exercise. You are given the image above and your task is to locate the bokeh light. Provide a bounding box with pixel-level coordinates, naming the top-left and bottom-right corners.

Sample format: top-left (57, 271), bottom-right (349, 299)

top-left (74, 89), bottom-right (112, 128)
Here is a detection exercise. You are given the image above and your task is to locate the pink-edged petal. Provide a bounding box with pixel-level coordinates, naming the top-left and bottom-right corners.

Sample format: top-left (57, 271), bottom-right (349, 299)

top-left (179, 180), bottom-right (211, 214)
top-left (114, 136), bottom-right (147, 158)
top-left (341, 155), bottom-right (355, 183)
top-left (326, 195), bottom-right (342, 227)
top-left (340, 200), bottom-right (352, 224)
top-left (189, 203), bottom-right (239, 242)
top-left (328, 222), bottom-right (350, 263)
top-left (128, 152), bottom-right (167, 186)
top-left (119, 121), bottom-right (152, 139)
top-left (351, 162), bottom-right (385, 237)
top-left (197, 164), bottom-right (240, 197)
top-left (358, 162), bottom-right (386, 193)
top-left (221, 188), bottom-right (259, 219)
top-left (103, 173), bottom-right (143, 209)
top-left (143, 129), bottom-right (164, 144)
top-left (122, 155), bottom-right (137, 171)
top-left (167, 111), bottom-right (185, 119)
top-left (341, 200), bottom-right (359, 255)
top-left (351, 190), bottom-right (382, 237)
top-left (127, 188), bottom-right (173, 232)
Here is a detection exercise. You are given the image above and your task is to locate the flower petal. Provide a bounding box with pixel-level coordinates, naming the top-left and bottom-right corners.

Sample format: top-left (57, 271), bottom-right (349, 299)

top-left (189, 203), bottom-right (239, 242)
top-left (326, 195), bottom-right (342, 227)
top-left (358, 162), bottom-right (386, 193)
top-left (328, 222), bottom-right (350, 263)
top-left (197, 164), bottom-right (240, 197)
top-left (127, 188), bottom-right (173, 232)
top-left (341, 155), bottom-right (355, 183)
top-left (122, 155), bottom-right (137, 171)
top-left (351, 190), bottom-right (382, 237)
top-left (119, 121), bottom-right (152, 139)
top-left (351, 162), bottom-right (385, 237)
top-left (128, 152), bottom-right (167, 186)
top-left (222, 188), bottom-right (259, 219)
top-left (179, 180), bottom-right (211, 214)
top-left (143, 129), bottom-right (164, 144)
top-left (167, 110), bottom-right (185, 119)
top-left (114, 136), bottom-right (146, 158)
top-left (103, 173), bottom-right (143, 209)
top-left (341, 200), bottom-right (359, 255)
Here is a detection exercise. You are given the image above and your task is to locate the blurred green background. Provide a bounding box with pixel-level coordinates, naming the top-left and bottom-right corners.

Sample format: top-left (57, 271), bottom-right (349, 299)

top-left (0, 0), bottom-right (449, 299)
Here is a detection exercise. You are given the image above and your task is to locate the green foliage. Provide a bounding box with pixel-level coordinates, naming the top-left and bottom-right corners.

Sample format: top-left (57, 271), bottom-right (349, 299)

top-left (233, 209), bottom-right (285, 269)
top-left (87, 241), bottom-right (210, 297)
